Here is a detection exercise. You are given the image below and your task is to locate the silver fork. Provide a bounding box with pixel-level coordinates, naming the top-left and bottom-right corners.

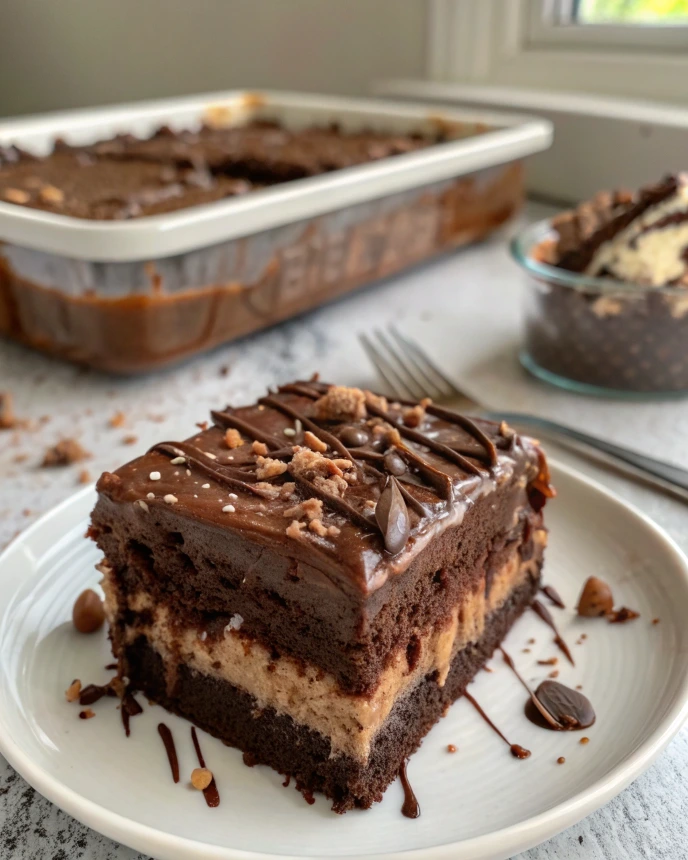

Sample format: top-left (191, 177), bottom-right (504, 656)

top-left (359, 326), bottom-right (688, 503)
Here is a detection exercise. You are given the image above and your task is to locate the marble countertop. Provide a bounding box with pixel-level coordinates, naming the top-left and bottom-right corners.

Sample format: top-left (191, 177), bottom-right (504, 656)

top-left (1, 202), bottom-right (687, 859)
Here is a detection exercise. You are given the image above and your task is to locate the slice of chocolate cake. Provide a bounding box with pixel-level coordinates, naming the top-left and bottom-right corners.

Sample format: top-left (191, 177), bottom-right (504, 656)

top-left (89, 381), bottom-right (553, 812)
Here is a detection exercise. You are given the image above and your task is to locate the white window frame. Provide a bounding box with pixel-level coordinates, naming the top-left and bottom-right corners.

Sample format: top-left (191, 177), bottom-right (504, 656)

top-left (427, 0), bottom-right (688, 103)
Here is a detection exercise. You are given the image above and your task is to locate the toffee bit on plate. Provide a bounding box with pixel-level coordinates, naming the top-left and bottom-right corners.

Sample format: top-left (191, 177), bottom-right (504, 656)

top-left (42, 438), bottom-right (91, 467)
top-left (608, 606), bottom-right (640, 624)
top-left (577, 576), bottom-right (614, 617)
top-left (122, 434), bottom-right (138, 445)
top-left (65, 679), bottom-right (82, 702)
top-left (109, 411), bottom-right (126, 428)
top-left (79, 709), bottom-right (96, 720)
top-left (191, 767), bottom-right (213, 790)
top-left (72, 588), bottom-right (105, 634)
top-left (0, 392), bottom-right (17, 429)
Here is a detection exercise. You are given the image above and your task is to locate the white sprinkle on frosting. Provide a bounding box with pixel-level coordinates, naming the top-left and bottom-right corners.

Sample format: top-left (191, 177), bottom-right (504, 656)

top-left (147, 492), bottom-right (155, 500)
top-left (137, 500), bottom-right (149, 511)
top-left (228, 493), bottom-right (238, 500)
top-left (202, 483), bottom-right (210, 489)
top-left (222, 504), bottom-right (236, 513)
top-left (163, 494), bottom-right (178, 505)
top-left (170, 456), bottom-right (185, 465)
top-left (149, 471), bottom-right (161, 481)
top-left (205, 452), bottom-right (217, 460)
top-left (224, 614), bottom-right (243, 635)
top-left (199, 630), bottom-right (207, 642)
top-left (283, 427), bottom-right (295, 437)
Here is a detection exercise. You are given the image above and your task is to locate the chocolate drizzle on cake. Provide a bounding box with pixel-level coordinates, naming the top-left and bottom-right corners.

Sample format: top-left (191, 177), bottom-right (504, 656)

top-left (531, 599), bottom-right (574, 665)
top-left (463, 690), bottom-right (531, 759)
top-left (147, 380), bottom-right (524, 562)
top-left (399, 760), bottom-right (421, 818)
top-left (191, 727), bottom-right (220, 807)
top-left (157, 723), bottom-right (180, 783)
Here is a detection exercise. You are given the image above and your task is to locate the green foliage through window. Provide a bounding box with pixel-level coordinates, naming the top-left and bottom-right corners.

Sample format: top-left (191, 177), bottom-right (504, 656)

top-left (578, 0), bottom-right (688, 23)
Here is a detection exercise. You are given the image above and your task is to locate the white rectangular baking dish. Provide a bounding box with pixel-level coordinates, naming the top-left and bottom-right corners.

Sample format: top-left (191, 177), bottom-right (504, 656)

top-left (0, 90), bottom-right (552, 372)
top-left (0, 90), bottom-right (552, 261)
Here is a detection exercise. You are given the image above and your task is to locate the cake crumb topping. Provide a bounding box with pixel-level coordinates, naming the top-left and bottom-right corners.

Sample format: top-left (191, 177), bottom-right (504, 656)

top-left (286, 519), bottom-right (306, 539)
top-left (224, 428), bottom-right (244, 448)
top-left (288, 447), bottom-right (356, 498)
top-left (252, 440), bottom-right (269, 456)
top-left (403, 398), bottom-right (431, 428)
top-left (283, 497), bottom-right (323, 521)
top-left (313, 386), bottom-right (367, 422)
top-left (255, 456), bottom-right (288, 479)
top-left (364, 390), bottom-right (389, 412)
top-left (303, 430), bottom-right (328, 453)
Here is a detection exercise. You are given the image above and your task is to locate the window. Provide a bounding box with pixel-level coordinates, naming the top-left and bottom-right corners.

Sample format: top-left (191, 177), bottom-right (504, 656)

top-left (528, 0), bottom-right (688, 50)
top-left (574, 0), bottom-right (688, 24)
top-left (424, 0), bottom-right (688, 103)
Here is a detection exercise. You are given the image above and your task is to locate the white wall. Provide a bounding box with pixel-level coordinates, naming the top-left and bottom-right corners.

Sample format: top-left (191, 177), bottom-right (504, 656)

top-left (0, 0), bottom-right (428, 116)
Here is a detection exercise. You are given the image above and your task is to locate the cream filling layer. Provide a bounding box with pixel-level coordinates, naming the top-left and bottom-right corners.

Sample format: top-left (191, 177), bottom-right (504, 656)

top-left (102, 530), bottom-right (545, 762)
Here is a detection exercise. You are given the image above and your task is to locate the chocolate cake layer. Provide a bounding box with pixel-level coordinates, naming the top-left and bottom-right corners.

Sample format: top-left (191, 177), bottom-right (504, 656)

top-left (91, 381), bottom-right (550, 694)
top-left (102, 533), bottom-right (544, 761)
top-left (123, 575), bottom-right (539, 812)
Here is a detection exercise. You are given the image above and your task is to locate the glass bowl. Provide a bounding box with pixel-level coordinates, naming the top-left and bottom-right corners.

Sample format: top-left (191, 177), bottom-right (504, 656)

top-left (510, 218), bottom-right (688, 398)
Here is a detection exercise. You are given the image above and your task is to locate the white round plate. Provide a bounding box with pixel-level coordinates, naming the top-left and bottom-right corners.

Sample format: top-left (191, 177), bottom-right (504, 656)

top-left (1, 461), bottom-right (687, 860)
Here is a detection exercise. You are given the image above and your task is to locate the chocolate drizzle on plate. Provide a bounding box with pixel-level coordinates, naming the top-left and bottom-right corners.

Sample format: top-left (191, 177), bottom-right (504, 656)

top-left (500, 648), bottom-right (595, 731)
top-left (398, 759), bottom-right (421, 818)
top-left (525, 681), bottom-right (596, 731)
top-left (540, 584), bottom-right (565, 609)
top-left (121, 691), bottom-right (143, 737)
top-left (157, 723), bottom-right (179, 783)
top-left (463, 690), bottom-right (531, 759)
top-left (532, 599), bottom-right (574, 665)
top-left (191, 726), bottom-right (220, 807)
top-left (78, 681), bottom-right (116, 706)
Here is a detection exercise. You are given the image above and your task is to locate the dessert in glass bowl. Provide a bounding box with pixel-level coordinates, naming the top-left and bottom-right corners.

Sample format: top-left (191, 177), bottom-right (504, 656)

top-left (511, 174), bottom-right (688, 396)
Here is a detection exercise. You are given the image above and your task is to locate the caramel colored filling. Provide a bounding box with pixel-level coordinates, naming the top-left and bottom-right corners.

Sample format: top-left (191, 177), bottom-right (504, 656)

top-left (102, 531), bottom-right (544, 761)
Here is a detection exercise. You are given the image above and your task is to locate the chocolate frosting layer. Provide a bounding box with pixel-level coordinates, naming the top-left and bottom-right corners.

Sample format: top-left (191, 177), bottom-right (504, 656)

top-left (96, 381), bottom-right (550, 595)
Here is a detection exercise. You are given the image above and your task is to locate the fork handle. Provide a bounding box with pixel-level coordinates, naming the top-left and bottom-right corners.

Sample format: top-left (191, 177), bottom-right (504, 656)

top-left (488, 411), bottom-right (688, 499)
